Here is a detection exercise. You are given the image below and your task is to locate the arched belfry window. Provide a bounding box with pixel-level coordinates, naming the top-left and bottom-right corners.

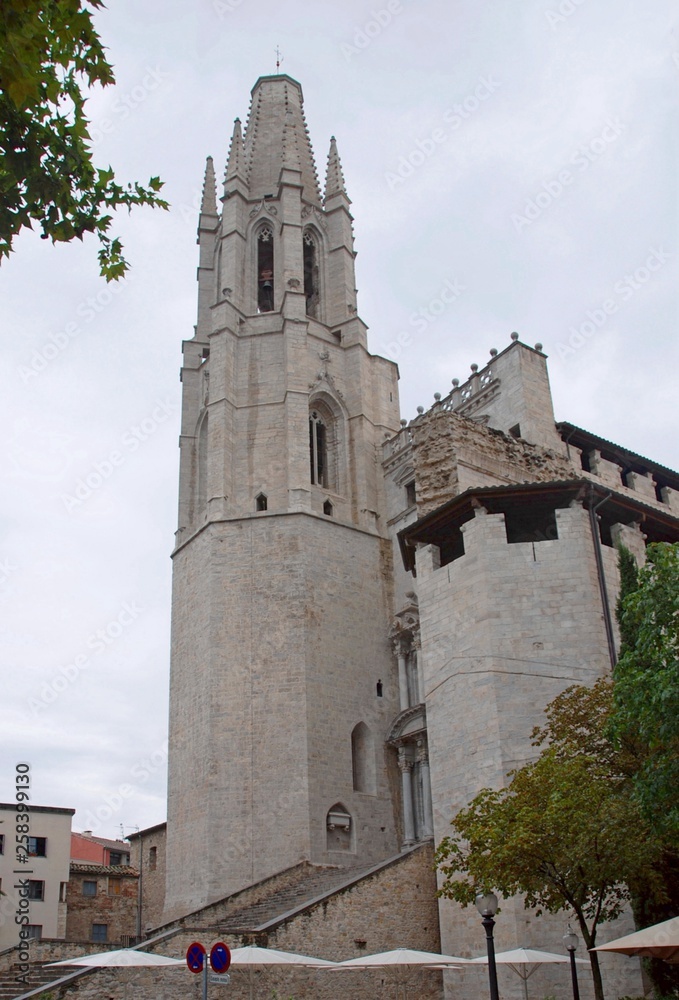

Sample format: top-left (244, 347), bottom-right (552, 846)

top-left (257, 224), bottom-right (274, 312)
top-left (303, 229), bottom-right (319, 317)
top-left (309, 410), bottom-right (327, 487)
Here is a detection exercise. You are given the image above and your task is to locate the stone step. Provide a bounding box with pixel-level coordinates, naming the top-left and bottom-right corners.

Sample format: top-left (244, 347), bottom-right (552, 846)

top-left (0, 963), bottom-right (67, 999)
top-left (220, 860), bottom-right (382, 930)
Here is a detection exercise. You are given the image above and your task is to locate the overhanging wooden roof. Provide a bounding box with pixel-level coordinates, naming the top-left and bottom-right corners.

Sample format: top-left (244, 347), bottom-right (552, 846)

top-left (398, 479), bottom-right (679, 573)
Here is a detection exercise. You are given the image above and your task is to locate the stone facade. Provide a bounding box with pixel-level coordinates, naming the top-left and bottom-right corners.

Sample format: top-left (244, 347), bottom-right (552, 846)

top-left (64, 864), bottom-right (138, 944)
top-left (127, 822), bottom-right (166, 934)
top-left (154, 72), bottom-right (679, 1000)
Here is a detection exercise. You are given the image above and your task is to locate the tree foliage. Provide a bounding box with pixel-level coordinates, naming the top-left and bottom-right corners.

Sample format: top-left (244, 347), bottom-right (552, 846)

top-left (435, 681), bottom-right (666, 1000)
top-left (0, 0), bottom-right (167, 279)
top-left (611, 542), bottom-right (679, 840)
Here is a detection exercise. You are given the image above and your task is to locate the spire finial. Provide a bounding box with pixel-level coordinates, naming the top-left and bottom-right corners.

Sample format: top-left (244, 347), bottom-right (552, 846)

top-left (275, 45), bottom-right (283, 73)
top-left (225, 117), bottom-right (246, 187)
top-left (200, 156), bottom-right (218, 216)
top-left (324, 135), bottom-right (349, 203)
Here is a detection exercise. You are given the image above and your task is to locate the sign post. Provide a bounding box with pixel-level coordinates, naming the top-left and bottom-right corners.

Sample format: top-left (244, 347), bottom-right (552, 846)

top-left (186, 940), bottom-right (231, 997)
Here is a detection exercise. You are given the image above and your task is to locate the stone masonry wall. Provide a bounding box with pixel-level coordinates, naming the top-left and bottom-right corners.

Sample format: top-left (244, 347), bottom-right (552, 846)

top-left (38, 846), bottom-right (443, 1000)
top-left (411, 409), bottom-right (573, 516)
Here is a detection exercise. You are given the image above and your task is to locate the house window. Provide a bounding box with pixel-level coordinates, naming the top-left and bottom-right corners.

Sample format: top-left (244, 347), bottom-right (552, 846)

top-left (108, 878), bottom-right (122, 895)
top-left (405, 481), bottom-right (416, 508)
top-left (257, 225), bottom-right (274, 312)
top-left (92, 924), bottom-right (108, 943)
top-left (27, 837), bottom-right (46, 857)
top-left (303, 230), bottom-right (319, 317)
top-left (309, 411), bottom-right (328, 487)
top-left (148, 846), bottom-right (157, 871)
top-left (82, 881), bottom-right (97, 897)
top-left (26, 925), bottom-right (42, 940)
top-left (59, 882), bottom-right (68, 902)
top-left (109, 850), bottom-right (129, 866)
top-left (27, 881), bottom-right (45, 901)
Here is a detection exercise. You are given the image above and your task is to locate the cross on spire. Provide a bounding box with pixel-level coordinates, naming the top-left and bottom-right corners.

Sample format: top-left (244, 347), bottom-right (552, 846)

top-left (275, 46), bottom-right (283, 73)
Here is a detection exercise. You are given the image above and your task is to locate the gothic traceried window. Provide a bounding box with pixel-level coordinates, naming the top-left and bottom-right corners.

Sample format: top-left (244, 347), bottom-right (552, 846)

top-left (303, 230), bottom-right (319, 317)
top-left (257, 224), bottom-right (274, 312)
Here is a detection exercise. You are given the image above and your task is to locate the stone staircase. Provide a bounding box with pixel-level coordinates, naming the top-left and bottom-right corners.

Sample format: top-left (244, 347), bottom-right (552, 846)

top-left (0, 962), bottom-right (85, 1000)
top-left (217, 857), bottom-right (404, 932)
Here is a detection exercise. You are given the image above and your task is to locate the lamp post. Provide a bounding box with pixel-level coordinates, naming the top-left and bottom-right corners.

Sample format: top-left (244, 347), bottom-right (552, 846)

top-left (476, 891), bottom-right (500, 1000)
top-left (563, 926), bottom-right (581, 1000)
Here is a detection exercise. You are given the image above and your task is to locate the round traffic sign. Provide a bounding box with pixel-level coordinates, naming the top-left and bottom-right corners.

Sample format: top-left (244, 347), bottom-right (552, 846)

top-left (186, 941), bottom-right (206, 973)
top-left (210, 941), bottom-right (231, 973)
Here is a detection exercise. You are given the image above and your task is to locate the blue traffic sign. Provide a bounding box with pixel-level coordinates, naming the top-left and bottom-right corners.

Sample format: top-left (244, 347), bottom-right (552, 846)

top-left (186, 941), bottom-right (206, 973)
top-left (210, 942), bottom-right (232, 973)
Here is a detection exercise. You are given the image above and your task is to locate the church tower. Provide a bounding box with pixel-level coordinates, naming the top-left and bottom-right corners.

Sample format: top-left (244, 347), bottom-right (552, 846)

top-left (164, 75), bottom-right (402, 919)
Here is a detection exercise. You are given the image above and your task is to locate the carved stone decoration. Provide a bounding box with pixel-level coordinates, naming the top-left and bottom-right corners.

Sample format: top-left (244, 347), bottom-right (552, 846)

top-left (287, 278), bottom-right (301, 289)
top-left (301, 203), bottom-right (328, 230)
top-left (308, 370), bottom-right (343, 398)
top-left (249, 200), bottom-right (278, 219)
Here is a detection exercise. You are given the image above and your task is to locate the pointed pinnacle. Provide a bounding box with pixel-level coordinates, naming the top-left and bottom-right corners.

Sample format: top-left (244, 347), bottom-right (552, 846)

top-left (324, 135), bottom-right (348, 201)
top-left (201, 156), bottom-right (218, 215)
top-left (225, 117), bottom-right (246, 183)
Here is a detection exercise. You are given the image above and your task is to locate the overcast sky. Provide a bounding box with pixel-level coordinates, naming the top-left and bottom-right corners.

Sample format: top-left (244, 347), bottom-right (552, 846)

top-left (0, 0), bottom-right (676, 841)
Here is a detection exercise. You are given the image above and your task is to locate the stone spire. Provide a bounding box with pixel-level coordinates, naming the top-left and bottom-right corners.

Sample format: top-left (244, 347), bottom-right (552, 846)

top-left (243, 74), bottom-right (321, 204)
top-left (224, 118), bottom-right (246, 188)
top-left (200, 155), bottom-right (218, 216)
top-left (324, 135), bottom-right (350, 203)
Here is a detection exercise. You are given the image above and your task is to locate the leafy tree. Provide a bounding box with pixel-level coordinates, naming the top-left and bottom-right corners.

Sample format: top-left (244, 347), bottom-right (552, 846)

top-left (612, 542), bottom-right (679, 841)
top-left (435, 681), bottom-right (666, 1000)
top-left (612, 543), bottom-right (679, 997)
top-left (0, 0), bottom-right (167, 279)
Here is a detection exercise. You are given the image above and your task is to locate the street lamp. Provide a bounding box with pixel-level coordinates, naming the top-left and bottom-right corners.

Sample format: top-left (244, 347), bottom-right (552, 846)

top-left (563, 926), bottom-right (581, 1000)
top-left (476, 891), bottom-right (499, 1000)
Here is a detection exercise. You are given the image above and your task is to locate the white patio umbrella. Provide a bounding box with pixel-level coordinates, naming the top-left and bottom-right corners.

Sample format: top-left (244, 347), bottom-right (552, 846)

top-left (591, 916), bottom-right (679, 964)
top-left (471, 947), bottom-right (588, 1000)
top-left (332, 948), bottom-right (467, 999)
top-left (227, 945), bottom-right (334, 999)
top-left (46, 948), bottom-right (185, 999)
top-left (47, 948), bottom-right (186, 967)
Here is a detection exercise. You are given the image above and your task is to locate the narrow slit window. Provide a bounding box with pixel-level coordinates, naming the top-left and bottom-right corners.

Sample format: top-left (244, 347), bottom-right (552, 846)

top-left (309, 411), bottom-right (327, 487)
top-left (256, 493), bottom-right (268, 512)
top-left (257, 226), bottom-right (274, 312)
top-left (303, 231), bottom-right (319, 317)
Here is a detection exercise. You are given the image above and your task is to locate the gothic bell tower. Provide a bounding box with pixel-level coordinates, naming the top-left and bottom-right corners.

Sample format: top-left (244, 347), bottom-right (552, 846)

top-left (164, 75), bottom-right (402, 919)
